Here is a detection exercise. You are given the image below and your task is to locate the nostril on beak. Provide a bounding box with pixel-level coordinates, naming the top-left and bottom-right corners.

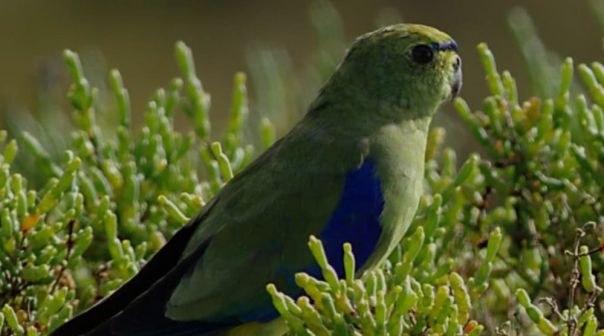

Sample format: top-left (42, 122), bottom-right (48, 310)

top-left (453, 56), bottom-right (461, 72)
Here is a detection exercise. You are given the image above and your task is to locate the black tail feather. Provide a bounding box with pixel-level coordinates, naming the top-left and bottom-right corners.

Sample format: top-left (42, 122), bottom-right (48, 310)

top-left (51, 203), bottom-right (217, 336)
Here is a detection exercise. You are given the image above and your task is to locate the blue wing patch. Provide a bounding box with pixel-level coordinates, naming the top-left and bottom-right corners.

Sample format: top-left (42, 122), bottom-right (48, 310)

top-left (241, 160), bottom-right (384, 323)
top-left (315, 159), bottom-right (384, 277)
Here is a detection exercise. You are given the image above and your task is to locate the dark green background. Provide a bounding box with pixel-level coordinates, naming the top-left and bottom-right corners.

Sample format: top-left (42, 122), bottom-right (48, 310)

top-left (0, 0), bottom-right (600, 129)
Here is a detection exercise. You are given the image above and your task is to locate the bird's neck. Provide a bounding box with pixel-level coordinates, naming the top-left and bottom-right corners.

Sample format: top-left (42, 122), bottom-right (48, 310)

top-left (369, 116), bottom-right (432, 150)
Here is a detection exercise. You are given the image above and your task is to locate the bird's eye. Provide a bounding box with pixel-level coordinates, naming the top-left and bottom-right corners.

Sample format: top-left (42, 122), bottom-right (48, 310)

top-left (411, 44), bottom-right (434, 64)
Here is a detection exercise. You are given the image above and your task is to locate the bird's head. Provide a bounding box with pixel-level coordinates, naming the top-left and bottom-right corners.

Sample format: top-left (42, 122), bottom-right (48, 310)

top-left (324, 24), bottom-right (462, 122)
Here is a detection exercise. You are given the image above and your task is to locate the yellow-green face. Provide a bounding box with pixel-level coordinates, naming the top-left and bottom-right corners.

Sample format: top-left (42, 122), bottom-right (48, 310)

top-left (394, 24), bottom-right (462, 100)
top-left (336, 23), bottom-right (462, 119)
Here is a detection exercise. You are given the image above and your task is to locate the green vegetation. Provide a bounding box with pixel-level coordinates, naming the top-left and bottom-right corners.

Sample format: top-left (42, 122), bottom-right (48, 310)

top-left (1, 2), bottom-right (604, 335)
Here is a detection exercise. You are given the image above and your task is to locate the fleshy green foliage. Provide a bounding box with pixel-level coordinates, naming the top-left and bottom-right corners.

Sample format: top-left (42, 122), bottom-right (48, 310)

top-left (268, 227), bottom-right (498, 336)
top-left (459, 43), bottom-right (604, 334)
top-left (0, 42), bottom-right (267, 335)
top-left (1, 5), bottom-right (604, 336)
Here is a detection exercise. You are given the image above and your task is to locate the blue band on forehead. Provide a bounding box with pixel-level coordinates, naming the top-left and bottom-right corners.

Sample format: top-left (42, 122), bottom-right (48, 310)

top-left (430, 41), bottom-right (458, 52)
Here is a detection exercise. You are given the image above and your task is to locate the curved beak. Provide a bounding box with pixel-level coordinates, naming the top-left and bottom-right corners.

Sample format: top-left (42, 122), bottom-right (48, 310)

top-left (451, 55), bottom-right (462, 98)
top-left (451, 69), bottom-right (462, 98)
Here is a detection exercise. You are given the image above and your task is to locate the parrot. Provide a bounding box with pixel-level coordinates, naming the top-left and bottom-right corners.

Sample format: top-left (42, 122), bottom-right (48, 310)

top-left (52, 23), bottom-right (461, 336)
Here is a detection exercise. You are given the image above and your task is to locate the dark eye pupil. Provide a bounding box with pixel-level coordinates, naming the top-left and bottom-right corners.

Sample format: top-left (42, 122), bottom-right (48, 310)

top-left (411, 45), bottom-right (434, 64)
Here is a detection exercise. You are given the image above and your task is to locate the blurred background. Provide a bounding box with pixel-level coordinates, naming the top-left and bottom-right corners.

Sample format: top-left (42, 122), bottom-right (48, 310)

top-left (0, 0), bottom-right (601, 138)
